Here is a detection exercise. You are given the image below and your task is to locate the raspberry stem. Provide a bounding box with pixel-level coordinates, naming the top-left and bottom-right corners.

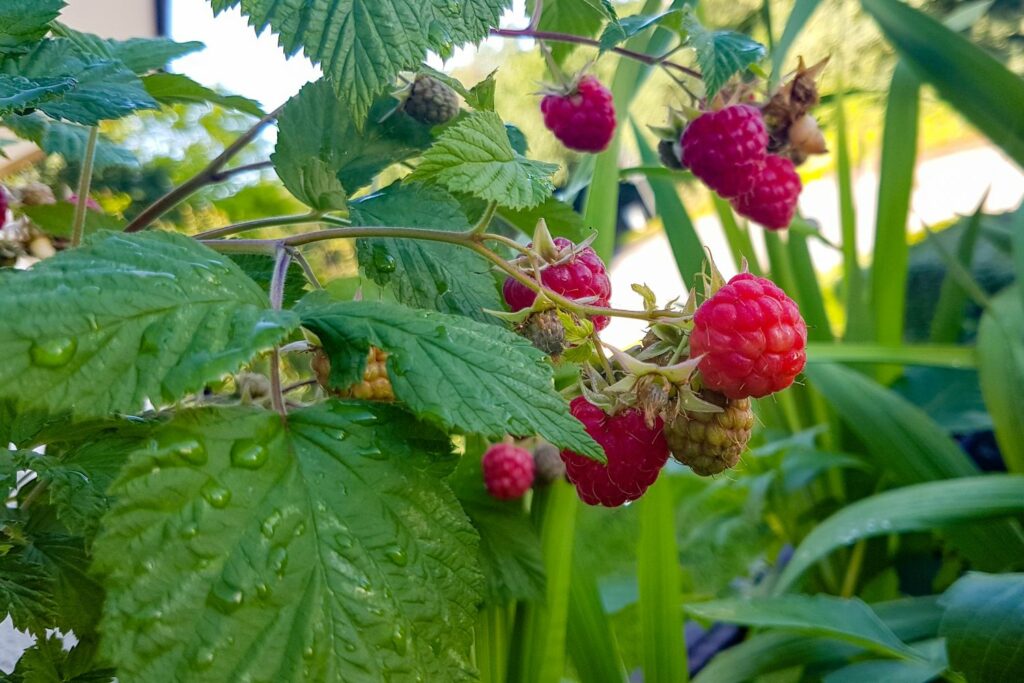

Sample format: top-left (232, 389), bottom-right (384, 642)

top-left (70, 126), bottom-right (98, 247)
top-left (199, 216), bottom-right (687, 323)
top-left (268, 243), bottom-right (291, 418)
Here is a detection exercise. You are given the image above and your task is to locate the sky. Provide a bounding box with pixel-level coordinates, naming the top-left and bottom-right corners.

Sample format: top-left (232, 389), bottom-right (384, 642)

top-left (168, 0), bottom-right (531, 109)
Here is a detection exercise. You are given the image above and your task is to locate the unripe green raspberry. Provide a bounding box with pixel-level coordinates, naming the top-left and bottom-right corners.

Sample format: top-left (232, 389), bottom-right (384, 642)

top-left (404, 75), bottom-right (460, 125)
top-left (665, 391), bottom-right (753, 476)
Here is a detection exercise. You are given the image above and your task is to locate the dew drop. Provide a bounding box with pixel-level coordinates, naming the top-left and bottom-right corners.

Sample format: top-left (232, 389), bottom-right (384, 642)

top-left (347, 410), bottom-right (378, 426)
top-left (269, 545), bottom-right (289, 576)
top-left (302, 645), bottom-right (315, 660)
top-left (29, 337), bottom-right (77, 368)
top-left (208, 579), bottom-right (244, 614)
top-left (231, 440), bottom-right (268, 469)
top-left (193, 648), bottom-right (216, 670)
top-left (391, 624), bottom-right (409, 655)
top-left (201, 480), bottom-right (232, 509)
top-left (386, 547), bottom-right (408, 567)
top-left (372, 249), bottom-right (397, 273)
top-left (261, 509), bottom-right (283, 539)
top-left (255, 581), bottom-right (272, 599)
top-left (359, 446), bottom-right (386, 461)
top-left (180, 522), bottom-right (200, 540)
top-left (294, 522), bottom-right (307, 537)
top-left (333, 533), bottom-right (353, 551)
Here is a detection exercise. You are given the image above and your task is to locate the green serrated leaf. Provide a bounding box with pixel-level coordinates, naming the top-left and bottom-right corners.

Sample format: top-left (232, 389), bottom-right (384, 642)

top-left (939, 572), bottom-right (1024, 682)
top-left (142, 73), bottom-right (265, 118)
top-left (351, 182), bottom-right (502, 324)
top-left (0, 231), bottom-right (299, 418)
top-left (49, 24), bottom-right (204, 75)
top-left (683, 15), bottom-right (766, 97)
top-left (22, 531), bottom-right (105, 637)
top-left (21, 202), bottom-right (124, 238)
top-left (599, 10), bottom-right (681, 52)
top-left (497, 196), bottom-right (587, 242)
top-left (226, 253), bottom-right (309, 309)
top-left (0, 0), bottom-right (64, 54)
top-left (95, 403), bottom-right (483, 682)
top-left (529, 0), bottom-right (611, 63)
top-left (0, 39), bottom-right (157, 125)
top-left (12, 634), bottom-right (115, 683)
top-left (2, 112), bottom-right (137, 169)
top-left (272, 79), bottom-right (433, 210)
top-left (410, 111), bottom-right (557, 210)
top-left (211, 0), bottom-right (508, 121)
top-left (0, 74), bottom-right (76, 116)
top-left (0, 551), bottom-right (58, 636)
top-left (297, 295), bottom-right (605, 460)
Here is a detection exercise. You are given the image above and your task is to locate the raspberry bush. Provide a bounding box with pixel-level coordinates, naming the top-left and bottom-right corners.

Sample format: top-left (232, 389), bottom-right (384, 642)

top-left (1, 1), bottom-right (1018, 682)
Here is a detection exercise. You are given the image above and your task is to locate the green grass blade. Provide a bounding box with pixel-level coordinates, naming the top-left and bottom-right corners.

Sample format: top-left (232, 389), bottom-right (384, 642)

top-left (584, 0), bottom-right (664, 262)
top-left (712, 195), bottom-right (763, 276)
top-left (476, 605), bottom-right (511, 683)
top-left (775, 476), bottom-right (1024, 592)
top-left (566, 560), bottom-right (627, 683)
top-left (787, 230), bottom-right (833, 341)
top-left (763, 230), bottom-right (799, 299)
top-left (806, 343), bottom-right (976, 369)
top-left (806, 363), bottom-right (1024, 570)
top-left (977, 287), bottom-right (1024, 473)
top-left (771, 0), bottom-right (824, 82)
top-left (929, 201), bottom-right (986, 343)
top-left (633, 121), bottom-right (703, 284)
top-left (638, 477), bottom-right (687, 683)
top-left (861, 0), bottom-right (1024, 167)
top-left (509, 482), bottom-right (578, 683)
top-left (870, 61), bottom-right (920, 355)
top-left (834, 85), bottom-right (869, 340)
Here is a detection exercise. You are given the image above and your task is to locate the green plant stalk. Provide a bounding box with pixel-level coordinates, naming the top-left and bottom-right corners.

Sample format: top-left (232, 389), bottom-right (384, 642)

top-left (840, 539), bottom-right (867, 597)
top-left (638, 477), bottom-right (687, 683)
top-left (471, 201), bottom-right (500, 236)
top-left (566, 562), bottom-right (626, 683)
top-left (510, 482), bottom-right (578, 683)
top-left (585, 0), bottom-right (665, 263)
top-left (833, 85), bottom-right (868, 341)
top-left (871, 62), bottom-right (920, 382)
top-left (193, 212), bottom-right (324, 240)
top-left (712, 195), bottom-right (763, 276)
top-left (476, 604), bottom-right (511, 683)
top-left (806, 342), bottom-right (976, 369)
top-left (929, 199), bottom-right (986, 343)
top-left (70, 126), bottom-right (99, 248)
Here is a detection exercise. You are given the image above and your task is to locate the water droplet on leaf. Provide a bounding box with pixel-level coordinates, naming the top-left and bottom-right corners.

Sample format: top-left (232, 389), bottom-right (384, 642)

top-left (269, 545), bottom-right (288, 576)
top-left (201, 480), bottom-right (232, 509)
top-left (231, 440), bottom-right (268, 469)
top-left (391, 624), bottom-right (409, 655)
top-left (193, 647), bottom-right (216, 670)
top-left (386, 547), bottom-right (408, 567)
top-left (29, 337), bottom-right (77, 368)
top-left (261, 509), bottom-right (282, 538)
top-left (208, 579), bottom-right (244, 614)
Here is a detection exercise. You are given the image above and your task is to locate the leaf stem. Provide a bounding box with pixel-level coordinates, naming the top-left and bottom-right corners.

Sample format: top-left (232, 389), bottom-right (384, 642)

top-left (200, 219), bottom-right (682, 323)
top-left (288, 247), bottom-right (324, 289)
top-left (192, 212), bottom-right (324, 240)
top-left (209, 159), bottom-right (275, 183)
top-left (490, 28), bottom-right (701, 79)
top-left (70, 126), bottom-right (99, 247)
top-left (470, 201), bottom-right (499, 235)
top-left (269, 243), bottom-right (291, 417)
top-left (528, 0), bottom-right (544, 30)
top-left (124, 105), bottom-right (284, 233)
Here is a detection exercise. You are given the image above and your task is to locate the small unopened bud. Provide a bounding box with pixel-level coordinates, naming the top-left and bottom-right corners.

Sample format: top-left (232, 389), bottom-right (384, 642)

top-left (788, 115), bottom-right (827, 156)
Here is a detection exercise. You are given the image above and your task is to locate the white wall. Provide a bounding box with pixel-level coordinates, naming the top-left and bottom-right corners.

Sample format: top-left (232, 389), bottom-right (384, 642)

top-left (60, 0), bottom-right (159, 38)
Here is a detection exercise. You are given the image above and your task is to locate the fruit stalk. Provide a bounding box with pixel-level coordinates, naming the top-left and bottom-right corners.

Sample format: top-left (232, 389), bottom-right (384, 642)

top-left (268, 244), bottom-right (291, 417)
top-left (70, 126), bottom-right (99, 247)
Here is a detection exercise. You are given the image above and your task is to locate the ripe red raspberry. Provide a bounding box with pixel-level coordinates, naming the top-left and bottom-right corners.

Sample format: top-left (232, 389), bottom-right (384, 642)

top-left (541, 76), bottom-right (616, 153)
top-left (560, 397), bottom-right (669, 507)
top-left (0, 187), bottom-right (8, 229)
top-left (482, 443), bottom-right (535, 500)
top-left (502, 237), bottom-right (612, 331)
top-left (680, 104), bottom-right (768, 198)
top-left (690, 273), bottom-right (807, 399)
top-left (730, 155), bottom-right (802, 230)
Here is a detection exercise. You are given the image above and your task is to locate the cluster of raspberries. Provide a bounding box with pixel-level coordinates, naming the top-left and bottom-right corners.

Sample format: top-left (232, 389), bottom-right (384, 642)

top-left (680, 104), bottom-right (802, 230)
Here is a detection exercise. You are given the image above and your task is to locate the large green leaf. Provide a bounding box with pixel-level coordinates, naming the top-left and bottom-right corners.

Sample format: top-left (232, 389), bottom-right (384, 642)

top-left (939, 572), bottom-right (1024, 682)
top-left (2, 112), bottom-right (137, 169)
top-left (496, 197), bottom-right (587, 242)
top-left (775, 476), bottom-right (1024, 592)
top-left (600, 11), bottom-right (681, 52)
top-left (683, 14), bottom-right (766, 97)
top-left (10, 635), bottom-right (115, 683)
top-left (0, 38), bottom-right (157, 124)
top-left (211, 0), bottom-right (508, 121)
top-left (977, 287), bottom-right (1024, 472)
top-left (822, 647), bottom-right (947, 683)
top-left (0, 0), bottom-right (64, 54)
top-left (351, 183), bottom-right (503, 325)
top-left (48, 24), bottom-right (204, 74)
top-left (142, 73), bottom-right (265, 118)
top-left (409, 111), bottom-right (557, 210)
top-left (94, 403), bottom-right (483, 682)
top-left (21, 202), bottom-right (124, 238)
top-left (861, 0), bottom-right (1024, 167)
top-left (297, 295), bottom-right (604, 461)
top-left (273, 79), bottom-right (433, 210)
top-left (806, 363), bottom-right (1024, 569)
top-left (685, 594), bottom-right (923, 660)
top-left (0, 231), bottom-right (299, 418)
top-left (0, 552), bottom-right (58, 635)
top-left (0, 74), bottom-right (75, 115)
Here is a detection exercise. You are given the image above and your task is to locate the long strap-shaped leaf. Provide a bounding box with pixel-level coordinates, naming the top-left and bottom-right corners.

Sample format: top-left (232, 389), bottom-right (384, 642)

top-left (775, 475), bottom-right (1024, 592)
